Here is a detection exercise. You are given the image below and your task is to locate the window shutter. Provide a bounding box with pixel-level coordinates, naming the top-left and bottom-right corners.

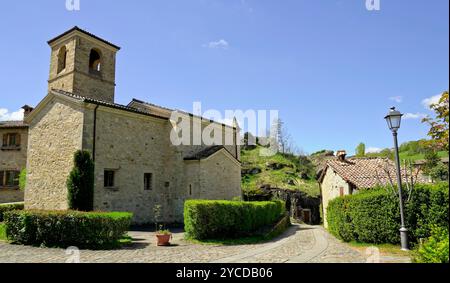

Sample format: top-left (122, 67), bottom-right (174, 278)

top-left (16, 134), bottom-right (21, 146)
top-left (2, 134), bottom-right (6, 146)
top-left (0, 171), bottom-right (4, 186)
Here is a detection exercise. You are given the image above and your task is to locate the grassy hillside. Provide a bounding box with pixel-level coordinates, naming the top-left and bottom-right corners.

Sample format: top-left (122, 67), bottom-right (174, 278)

top-left (241, 146), bottom-right (320, 197)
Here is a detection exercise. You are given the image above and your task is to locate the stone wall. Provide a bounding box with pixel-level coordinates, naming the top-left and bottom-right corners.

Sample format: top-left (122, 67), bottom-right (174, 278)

top-left (0, 127), bottom-right (28, 203)
top-left (197, 151), bottom-right (242, 201)
top-left (91, 106), bottom-right (178, 224)
top-left (25, 97), bottom-right (84, 210)
top-left (48, 33), bottom-right (118, 103)
top-left (320, 167), bottom-right (350, 228)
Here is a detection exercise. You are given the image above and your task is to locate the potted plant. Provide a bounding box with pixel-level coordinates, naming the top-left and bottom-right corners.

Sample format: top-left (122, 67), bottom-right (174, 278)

top-left (153, 205), bottom-right (172, 246)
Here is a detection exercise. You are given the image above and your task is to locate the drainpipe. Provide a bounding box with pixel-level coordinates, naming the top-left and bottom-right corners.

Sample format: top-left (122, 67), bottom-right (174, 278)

top-left (92, 105), bottom-right (99, 162)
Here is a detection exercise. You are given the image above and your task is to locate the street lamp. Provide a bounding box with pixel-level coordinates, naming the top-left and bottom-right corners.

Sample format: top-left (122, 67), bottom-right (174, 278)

top-left (385, 107), bottom-right (409, 251)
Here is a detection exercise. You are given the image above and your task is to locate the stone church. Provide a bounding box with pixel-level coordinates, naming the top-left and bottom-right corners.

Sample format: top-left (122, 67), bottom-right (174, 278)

top-left (24, 27), bottom-right (242, 224)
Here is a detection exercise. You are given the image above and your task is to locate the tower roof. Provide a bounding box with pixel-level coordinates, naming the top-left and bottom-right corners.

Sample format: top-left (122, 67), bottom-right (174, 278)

top-left (47, 26), bottom-right (121, 50)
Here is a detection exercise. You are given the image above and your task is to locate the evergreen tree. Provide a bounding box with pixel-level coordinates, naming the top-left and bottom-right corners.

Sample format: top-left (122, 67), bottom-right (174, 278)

top-left (67, 150), bottom-right (95, 211)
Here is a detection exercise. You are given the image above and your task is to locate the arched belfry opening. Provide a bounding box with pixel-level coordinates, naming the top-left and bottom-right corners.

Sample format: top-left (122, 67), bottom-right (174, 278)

top-left (57, 46), bottom-right (67, 73)
top-left (89, 49), bottom-right (102, 73)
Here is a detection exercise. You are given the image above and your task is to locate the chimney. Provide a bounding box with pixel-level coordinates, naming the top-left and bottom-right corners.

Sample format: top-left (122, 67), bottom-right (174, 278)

top-left (336, 150), bottom-right (347, 161)
top-left (22, 105), bottom-right (34, 118)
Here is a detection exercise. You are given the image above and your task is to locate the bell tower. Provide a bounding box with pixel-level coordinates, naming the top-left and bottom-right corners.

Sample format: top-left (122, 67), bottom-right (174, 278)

top-left (47, 26), bottom-right (120, 103)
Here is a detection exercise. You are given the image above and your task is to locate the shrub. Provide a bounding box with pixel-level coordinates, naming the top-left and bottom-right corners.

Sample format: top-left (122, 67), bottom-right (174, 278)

top-left (4, 210), bottom-right (132, 249)
top-left (326, 196), bottom-right (354, 242)
top-left (67, 150), bottom-right (95, 211)
top-left (19, 169), bottom-right (26, 191)
top-left (184, 200), bottom-right (285, 240)
top-left (413, 226), bottom-right (449, 263)
top-left (0, 202), bottom-right (24, 222)
top-left (327, 183), bottom-right (449, 244)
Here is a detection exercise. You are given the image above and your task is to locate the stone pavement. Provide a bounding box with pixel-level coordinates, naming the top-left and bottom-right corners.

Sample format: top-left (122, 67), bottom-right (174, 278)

top-left (0, 224), bottom-right (408, 263)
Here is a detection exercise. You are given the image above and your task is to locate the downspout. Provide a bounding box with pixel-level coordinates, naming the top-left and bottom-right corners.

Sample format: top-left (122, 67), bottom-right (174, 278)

top-left (92, 105), bottom-right (99, 162)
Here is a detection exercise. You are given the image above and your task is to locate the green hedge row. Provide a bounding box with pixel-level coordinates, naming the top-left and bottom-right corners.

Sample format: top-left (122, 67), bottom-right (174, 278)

top-left (4, 210), bottom-right (132, 249)
top-left (327, 183), bottom-right (449, 244)
top-left (0, 202), bottom-right (24, 222)
top-left (184, 200), bottom-right (285, 240)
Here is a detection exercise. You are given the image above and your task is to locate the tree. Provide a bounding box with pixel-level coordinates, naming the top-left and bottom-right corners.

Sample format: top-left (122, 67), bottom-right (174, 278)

top-left (19, 168), bottom-right (26, 191)
top-left (422, 91), bottom-right (449, 151)
top-left (355, 143), bottom-right (366, 157)
top-left (67, 150), bottom-right (95, 211)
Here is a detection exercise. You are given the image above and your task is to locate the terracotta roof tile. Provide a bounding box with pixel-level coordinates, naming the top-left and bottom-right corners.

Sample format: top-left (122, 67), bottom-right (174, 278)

top-left (0, 120), bottom-right (28, 128)
top-left (324, 157), bottom-right (429, 189)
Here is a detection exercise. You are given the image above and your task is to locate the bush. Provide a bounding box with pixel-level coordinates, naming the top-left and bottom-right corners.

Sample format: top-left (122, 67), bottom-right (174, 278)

top-left (67, 150), bottom-right (95, 211)
top-left (413, 226), bottom-right (449, 263)
top-left (0, 202), bottom-right (24, 222)
top-left (19, 169), bottom-right (26, 191)
top-left (184, 200), bottom-right (285, 240)
top-left (4, 210), bottom-right (132, 249)
top-left (327, 183), bottom-right (449, 244)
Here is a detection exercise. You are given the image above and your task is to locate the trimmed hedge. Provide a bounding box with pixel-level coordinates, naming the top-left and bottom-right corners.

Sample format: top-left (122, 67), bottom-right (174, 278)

top-left (184, 200), bottom-right (285, 240)
top-left (4, 210), bottom-right (132, 249)
top-left (327, 183), bottom-right (449, 244)
top-left (0, 202), bottom-right (24, 222)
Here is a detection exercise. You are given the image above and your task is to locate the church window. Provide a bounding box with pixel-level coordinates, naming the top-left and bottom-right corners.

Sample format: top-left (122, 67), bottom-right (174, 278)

top-left (104, 170), bottom-right (115, 188)
top-left (57, 46), bottom-right (67, 73)
top-left (89, 49), bottom-right (102, 73)
top-left (144, 173), bottom-right (153, 191)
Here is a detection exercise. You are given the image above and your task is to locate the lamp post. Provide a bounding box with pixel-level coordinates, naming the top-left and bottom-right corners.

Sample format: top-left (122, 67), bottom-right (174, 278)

top-left (384, 107), bottom-right (409, 251)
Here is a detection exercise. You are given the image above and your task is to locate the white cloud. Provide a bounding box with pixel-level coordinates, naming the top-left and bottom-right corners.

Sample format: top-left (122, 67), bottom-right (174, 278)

top-left (403, 112), bottom-right (427, 120)
top-left (0, 108), bottom-right (24, 121)
top-left (203, 39), bottom-right (229, 49)
top-left (366, 147), bottom-right (383, 154)
top-left (389, 96), bottom-right (403, 103)
top-left (422, 94), bottom-right (441, 109)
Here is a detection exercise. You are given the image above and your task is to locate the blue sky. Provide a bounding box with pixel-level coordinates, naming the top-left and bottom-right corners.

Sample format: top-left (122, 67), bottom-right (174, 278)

top-left (0, 0), bottom-right (448, 155)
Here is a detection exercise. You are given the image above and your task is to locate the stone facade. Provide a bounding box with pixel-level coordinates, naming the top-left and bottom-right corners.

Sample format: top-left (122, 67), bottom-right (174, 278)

top-left (48, 27), bottom-right (119, 103)
top-left (24, 27), bottom-right (241, 224)
top-left (320, 167), bottom-right (351, 228)
top-left (0, 123), bottom-right (28, 203)
top-left (25, 98), bottom-right (84, 210)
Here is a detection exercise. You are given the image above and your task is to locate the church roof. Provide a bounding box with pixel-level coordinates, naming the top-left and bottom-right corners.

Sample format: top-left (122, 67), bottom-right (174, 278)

top-left (51, 89), bottom-right (168, 121)
top-left (129, 98), bottom-right (238, 130)
top-left (184, 146), bottom-right (237, 161)
top-left (0, 120), bottom-right (28, 129)
top-left (47, 26), bottom-right (121, 50)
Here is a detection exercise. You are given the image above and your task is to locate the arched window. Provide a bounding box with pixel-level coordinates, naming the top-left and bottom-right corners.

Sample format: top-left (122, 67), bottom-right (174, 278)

top-left (57, 46), bottom-right (67, 74)
top-left (89, 49), bottom-right (102, 73)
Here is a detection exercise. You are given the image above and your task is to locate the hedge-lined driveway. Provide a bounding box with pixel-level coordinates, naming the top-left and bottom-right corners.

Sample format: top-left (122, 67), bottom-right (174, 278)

top-left (0, 224), bottom-right (385, 263)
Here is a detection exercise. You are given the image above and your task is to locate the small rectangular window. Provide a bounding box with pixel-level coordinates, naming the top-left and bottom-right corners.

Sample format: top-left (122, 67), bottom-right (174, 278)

top-left (339, 187), bottom-right (344, 197)
top-left (144, 173), bottom-right (153, 191)
top-left (104, 170), bottom-right (115, 188)
top-left (1, 171), bottom-right (19, 187)
top-left (2, 133), bottom-right (20, 147)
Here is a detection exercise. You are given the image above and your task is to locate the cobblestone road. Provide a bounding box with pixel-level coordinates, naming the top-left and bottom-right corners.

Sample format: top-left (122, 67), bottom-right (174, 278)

top-left (0, 224), bottom-right (408, 263)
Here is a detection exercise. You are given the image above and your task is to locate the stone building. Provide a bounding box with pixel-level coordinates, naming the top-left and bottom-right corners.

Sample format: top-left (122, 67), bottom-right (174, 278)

top-left (24, 27), bottom-right (242, 224)
top-left (318, 150), bottom-right (429, 228)
top-left (0, 106), bottom-right (33, 203)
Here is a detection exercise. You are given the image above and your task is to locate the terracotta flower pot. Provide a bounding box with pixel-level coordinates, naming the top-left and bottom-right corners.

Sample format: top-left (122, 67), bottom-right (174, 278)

top-left (156, 233), bottom-right (172, 246)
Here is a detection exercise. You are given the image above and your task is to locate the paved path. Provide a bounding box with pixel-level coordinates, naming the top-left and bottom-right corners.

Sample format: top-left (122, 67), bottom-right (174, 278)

top-left (0, 224), bottom-right (406, 263)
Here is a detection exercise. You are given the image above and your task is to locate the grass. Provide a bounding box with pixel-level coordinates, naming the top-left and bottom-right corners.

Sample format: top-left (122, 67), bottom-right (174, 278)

top-left (0, 223), bottom-right (6, 241)
top-left (241, 146), bottom-right (321, 197)
top-left (348, 241), bottom-right (412, 257)
top-left (399, 150), bottom-right (448, 161)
